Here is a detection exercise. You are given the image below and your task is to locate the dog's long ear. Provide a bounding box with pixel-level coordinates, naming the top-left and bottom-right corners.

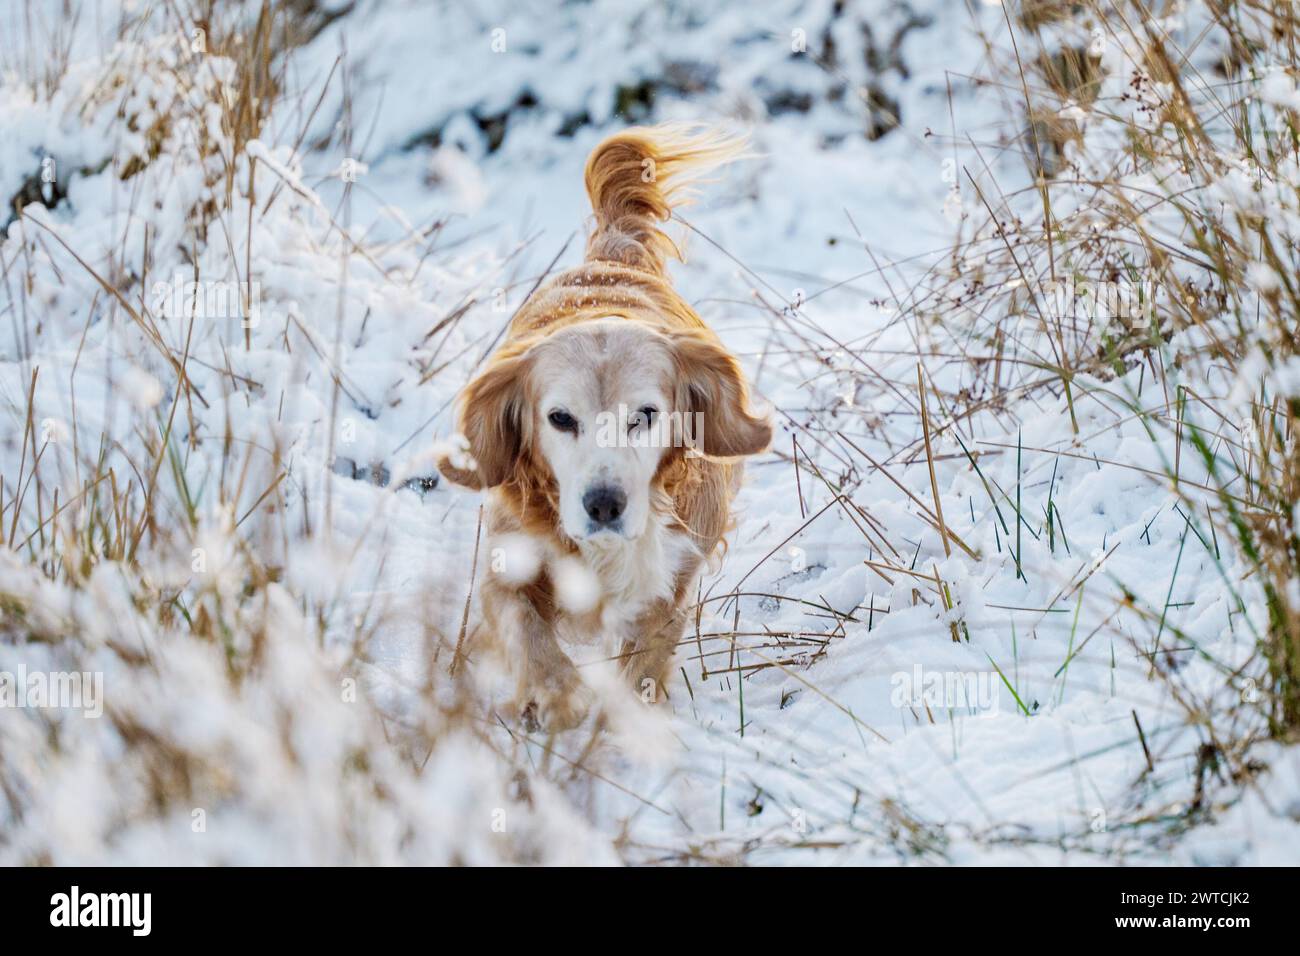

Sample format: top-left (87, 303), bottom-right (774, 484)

top-left (671, 330), bottom-right (772, 458)
top-left (439, 353), bottom-right (530, 490)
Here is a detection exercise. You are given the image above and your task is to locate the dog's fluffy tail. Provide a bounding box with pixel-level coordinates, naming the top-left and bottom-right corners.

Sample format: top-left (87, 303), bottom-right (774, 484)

top-left (583, 123), bottom-right (747, 275)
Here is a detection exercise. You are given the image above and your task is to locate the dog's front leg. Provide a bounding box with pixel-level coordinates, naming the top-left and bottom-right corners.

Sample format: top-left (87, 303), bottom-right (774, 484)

top-left (621, 601), bottom-right (689, 705)
top-left (485, 579), bottom-right (591, 733)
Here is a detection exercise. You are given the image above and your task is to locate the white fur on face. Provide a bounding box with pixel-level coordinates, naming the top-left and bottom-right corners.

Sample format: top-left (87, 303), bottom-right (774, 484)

top-left (529, 320), bottom-right (677, 542)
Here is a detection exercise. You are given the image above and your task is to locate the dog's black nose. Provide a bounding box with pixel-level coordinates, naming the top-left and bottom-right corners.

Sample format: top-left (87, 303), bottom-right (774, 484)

top-left (582, 485), bottom-right (626, 525)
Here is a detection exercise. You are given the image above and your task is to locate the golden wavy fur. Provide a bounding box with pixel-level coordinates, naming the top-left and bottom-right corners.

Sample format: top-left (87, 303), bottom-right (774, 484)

top-left (437, 124), bottom-right (770, 731)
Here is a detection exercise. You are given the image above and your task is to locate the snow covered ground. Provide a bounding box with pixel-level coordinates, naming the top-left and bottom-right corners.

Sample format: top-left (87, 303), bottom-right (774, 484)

top-left (2, 0), bottom-right (1298, 864)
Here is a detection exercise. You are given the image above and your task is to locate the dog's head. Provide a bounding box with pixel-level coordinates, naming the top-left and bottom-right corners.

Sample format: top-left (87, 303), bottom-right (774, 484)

top-left (438, 319), bottom-right (771, 542)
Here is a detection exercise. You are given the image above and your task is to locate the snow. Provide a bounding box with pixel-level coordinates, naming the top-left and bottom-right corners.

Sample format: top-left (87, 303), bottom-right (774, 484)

top-left (1, 0), bottom-right (1297, 864)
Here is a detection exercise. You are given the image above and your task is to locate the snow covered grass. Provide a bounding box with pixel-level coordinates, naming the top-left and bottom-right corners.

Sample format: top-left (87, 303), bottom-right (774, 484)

top-left (942, 0), bottom-right (1300, 744)
top-left (784, 0), bottom-right (1300, 856)
top-left (2, 0), bottom-right (1299, 864)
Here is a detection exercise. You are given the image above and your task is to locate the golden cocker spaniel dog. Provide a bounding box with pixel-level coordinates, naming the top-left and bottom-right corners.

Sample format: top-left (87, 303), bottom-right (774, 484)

top-left (438, 124), bottom-right (771, 731)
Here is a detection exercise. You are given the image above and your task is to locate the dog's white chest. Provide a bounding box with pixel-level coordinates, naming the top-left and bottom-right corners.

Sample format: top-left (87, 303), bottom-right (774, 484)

top-left (575, 518), bottom-right (695, 639)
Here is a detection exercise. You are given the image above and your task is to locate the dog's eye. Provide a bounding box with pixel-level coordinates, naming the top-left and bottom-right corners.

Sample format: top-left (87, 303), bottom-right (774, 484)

top-left (548, 409), bottom-right (577, 432)
top-left (628, 405), bottom-right (657, 432)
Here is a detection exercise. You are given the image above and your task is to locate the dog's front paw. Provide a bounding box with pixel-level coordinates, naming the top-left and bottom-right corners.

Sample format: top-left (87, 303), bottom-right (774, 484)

top-left (537, 679), bottom-right (594, 732)
top-left (515, 670), bottom-right (593, 734)
top-left (620, 648), bottom-right (672, 705)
